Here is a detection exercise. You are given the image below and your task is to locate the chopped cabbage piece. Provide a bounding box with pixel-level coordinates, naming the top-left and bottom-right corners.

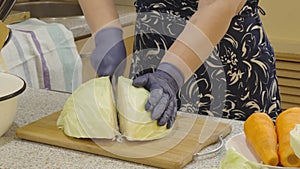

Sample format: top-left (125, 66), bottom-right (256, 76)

top-left (220, 148), bottom-right (268, 169)
top-left (290, 124), bottom-right (300, 158)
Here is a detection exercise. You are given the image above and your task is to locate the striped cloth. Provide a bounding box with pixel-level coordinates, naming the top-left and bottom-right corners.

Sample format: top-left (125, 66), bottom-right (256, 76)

top-left (0, 18), bottom-right (82, 93)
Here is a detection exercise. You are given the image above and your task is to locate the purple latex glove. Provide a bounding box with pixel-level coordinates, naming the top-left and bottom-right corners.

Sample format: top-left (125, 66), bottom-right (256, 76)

top-left (91, 27), bottom-right (126, 77)
top-left (132, 63), bottom-right (184, 129)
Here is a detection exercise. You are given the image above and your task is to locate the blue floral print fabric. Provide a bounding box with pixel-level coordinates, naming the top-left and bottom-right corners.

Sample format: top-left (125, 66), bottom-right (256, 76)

top-left (130, 0), bottom-right (281, 120)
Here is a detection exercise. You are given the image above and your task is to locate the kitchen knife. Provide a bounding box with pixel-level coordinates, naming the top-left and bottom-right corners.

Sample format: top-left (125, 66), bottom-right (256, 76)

top-left (111, 58), bottom-right (130, 106)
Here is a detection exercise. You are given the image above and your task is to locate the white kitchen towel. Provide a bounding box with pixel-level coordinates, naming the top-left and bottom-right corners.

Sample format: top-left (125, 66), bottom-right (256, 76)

top-left (1, 18), bottom-right (82, 93)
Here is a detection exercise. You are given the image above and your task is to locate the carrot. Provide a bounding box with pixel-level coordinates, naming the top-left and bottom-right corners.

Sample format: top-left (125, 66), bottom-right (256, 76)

top-left (244, 112), bottom-right (279, 166)
top-left (276, 107), bottom-right (300, 167)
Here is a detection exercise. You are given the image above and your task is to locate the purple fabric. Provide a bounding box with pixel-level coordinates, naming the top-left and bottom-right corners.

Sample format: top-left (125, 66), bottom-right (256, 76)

top-left (17, 30), bottom-right (51, 89)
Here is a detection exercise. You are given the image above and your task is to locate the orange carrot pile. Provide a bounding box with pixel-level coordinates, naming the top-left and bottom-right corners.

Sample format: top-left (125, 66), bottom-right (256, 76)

top-left (276, 107), bottom-right (300, 167)
top-left (244, 112), bottom-right (279, 166)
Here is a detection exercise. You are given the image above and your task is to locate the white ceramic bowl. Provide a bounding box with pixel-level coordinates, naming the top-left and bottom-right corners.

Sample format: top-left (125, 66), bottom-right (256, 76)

top-left (0, 72), bottom-right (26, 137)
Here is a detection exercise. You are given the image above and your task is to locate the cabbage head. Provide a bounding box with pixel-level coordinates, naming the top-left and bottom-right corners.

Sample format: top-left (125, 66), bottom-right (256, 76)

top-left (57, 76), bottom-right (171, 141)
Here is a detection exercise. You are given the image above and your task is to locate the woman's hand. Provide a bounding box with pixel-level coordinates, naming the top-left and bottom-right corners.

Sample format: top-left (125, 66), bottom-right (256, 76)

top-left (91, 27), bottom-right (126, 77)
top-left (132, 63), bottom-right (184, 129)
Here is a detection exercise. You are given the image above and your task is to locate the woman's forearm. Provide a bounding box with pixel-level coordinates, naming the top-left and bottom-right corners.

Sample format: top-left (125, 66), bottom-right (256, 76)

top-left (160, 0), bottom-right (247, 81)
top-left (78, 0), bottom-right (121, 34)
top-left (193, 0), bottom-right (246, 46)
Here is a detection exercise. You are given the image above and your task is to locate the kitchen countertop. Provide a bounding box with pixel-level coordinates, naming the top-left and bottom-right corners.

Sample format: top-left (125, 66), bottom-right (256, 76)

top-left (0, 87), bottom-right (244, 169)
top-left (46, 5), bottom-right (136, 40)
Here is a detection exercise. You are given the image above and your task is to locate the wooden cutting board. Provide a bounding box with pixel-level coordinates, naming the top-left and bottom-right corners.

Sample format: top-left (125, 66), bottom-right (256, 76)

top-left (16, 111), bottom-right (232, 169)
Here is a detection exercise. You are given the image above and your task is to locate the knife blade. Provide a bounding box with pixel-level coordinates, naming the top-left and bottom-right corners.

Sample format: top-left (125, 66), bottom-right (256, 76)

top-left (111, 57), bottom-right (130, 106)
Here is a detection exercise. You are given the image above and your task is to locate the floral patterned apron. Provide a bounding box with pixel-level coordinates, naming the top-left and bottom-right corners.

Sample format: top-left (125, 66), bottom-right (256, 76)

top-left (130, 0), bottom-right (281, 120)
